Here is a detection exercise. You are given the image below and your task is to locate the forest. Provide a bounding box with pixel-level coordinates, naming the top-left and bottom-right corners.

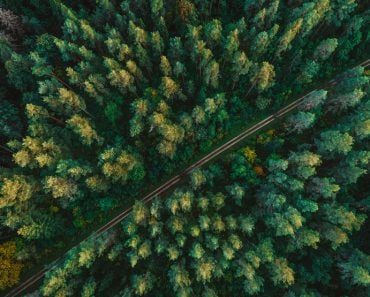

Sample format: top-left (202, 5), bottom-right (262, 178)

top-left (0, 0), bottom-right (369, 296)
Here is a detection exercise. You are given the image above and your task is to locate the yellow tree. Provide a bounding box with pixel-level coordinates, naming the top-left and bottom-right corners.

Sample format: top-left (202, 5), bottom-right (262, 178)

top-left (0, 241), bottom-right (23, 290)
top-left (99, 148), bottom-right (144, 183)
top-left (247, 62), bottom-right (275, 96)
top-left (0, 175), bottom-right (35, 208)
top-left (67, 114), bottom-right (101, 146)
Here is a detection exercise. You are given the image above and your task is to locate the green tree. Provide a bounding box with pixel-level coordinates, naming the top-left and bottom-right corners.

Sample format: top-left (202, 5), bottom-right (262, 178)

top-left (313, 38), bottom-right (338, 61)
top-left (286, 111), bottom-right (316, 133)
top-left (315, 130), bottom-right (353, 156)
top-left (300, 89), bottom-right (327, 111)
top-left (339, 249), bottom-right (370, 286)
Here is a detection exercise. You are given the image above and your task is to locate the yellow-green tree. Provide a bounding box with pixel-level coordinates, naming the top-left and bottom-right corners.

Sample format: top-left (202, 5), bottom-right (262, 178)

top-left (0, 241), bottom-right (23, 290)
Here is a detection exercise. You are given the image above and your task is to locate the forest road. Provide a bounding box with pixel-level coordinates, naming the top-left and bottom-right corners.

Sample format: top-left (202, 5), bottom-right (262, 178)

top-left (4, 58), bottom-right (370, 297)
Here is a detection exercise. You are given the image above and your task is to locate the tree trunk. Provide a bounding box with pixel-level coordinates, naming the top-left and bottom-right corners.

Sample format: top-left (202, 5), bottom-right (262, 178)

top-left (245, 79), bottom-right (257, 98)
top-left (0, 144), bottom-right (13, 153)
top-left (50, 72), bottom-right (72, 90)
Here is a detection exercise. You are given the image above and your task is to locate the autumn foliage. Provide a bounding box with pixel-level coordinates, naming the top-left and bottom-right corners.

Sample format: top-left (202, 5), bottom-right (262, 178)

top-left (0, 241), bottom-right (22, 290)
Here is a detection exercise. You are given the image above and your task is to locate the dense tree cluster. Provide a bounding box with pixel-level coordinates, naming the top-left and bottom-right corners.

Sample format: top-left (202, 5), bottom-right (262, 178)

top-left (22, 67), bottom-right (369, 296)
top-left (0, 0), bottom-right (369, 292)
